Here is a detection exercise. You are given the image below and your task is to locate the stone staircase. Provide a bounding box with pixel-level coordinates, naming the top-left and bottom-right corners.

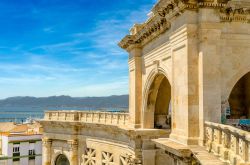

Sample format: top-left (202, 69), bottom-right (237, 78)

top-left (153, 138), bottom-right (226, 165)
top-left (190, 146), bottom-right (227, 165)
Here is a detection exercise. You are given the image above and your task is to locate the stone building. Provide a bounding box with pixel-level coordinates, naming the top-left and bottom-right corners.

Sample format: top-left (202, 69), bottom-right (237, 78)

top-left (40, 0), bottom-right (250, 164)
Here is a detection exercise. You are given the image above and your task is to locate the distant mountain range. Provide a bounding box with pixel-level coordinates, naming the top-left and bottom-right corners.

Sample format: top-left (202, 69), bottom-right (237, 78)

top-left (0, 95), bottom-right (129, 109)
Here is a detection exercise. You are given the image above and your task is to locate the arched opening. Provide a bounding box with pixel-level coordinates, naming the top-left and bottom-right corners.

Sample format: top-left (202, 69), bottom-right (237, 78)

top-left (55, 154), bottom-right (70, 165)
top-left (227, 72), bottom-right (250, 120)
top-left (146, 74), bottom-right (171, 129)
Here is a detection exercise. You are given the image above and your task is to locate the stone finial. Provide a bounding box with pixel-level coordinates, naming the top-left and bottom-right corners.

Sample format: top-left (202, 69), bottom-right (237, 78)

top-left (130, 24), bottom-right (144, 35)
top-left (119, 16), bottom-right (170, 51)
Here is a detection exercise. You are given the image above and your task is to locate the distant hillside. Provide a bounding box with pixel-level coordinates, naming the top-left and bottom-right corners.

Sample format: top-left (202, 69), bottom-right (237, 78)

top-left (0, 95), bottom-right (128, 109)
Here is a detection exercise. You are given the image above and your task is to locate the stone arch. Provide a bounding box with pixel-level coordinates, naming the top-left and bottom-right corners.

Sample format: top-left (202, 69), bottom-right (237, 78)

top-left (54, 154), bottom-right (70, 165)
top-left (226, 72), bottom-right (250, 120)
top-left (221, 65), bottom-right (250, 124)
top-left (52, 151), bottom-right (70, 165)
top-left (224, 65), bottom-right (250, 101)
top-left (142, 68), bottom-right (172, 129)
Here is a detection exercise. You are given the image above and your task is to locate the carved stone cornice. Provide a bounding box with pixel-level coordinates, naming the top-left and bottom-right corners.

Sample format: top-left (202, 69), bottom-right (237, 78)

top-left (220, 1), bottom-right (250, 22)
top-left (119, 0), bottom-right (250, 52)
top-left (119, 16), bottom-right (171, 51)
top-left (153, 0), bottom-right (197, 17)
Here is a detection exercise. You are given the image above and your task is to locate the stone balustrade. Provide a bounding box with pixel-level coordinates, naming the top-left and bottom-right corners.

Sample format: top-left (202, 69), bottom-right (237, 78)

top-left (205, 121), bottom-right (250, 165)
top-left (44, 111), bottom-right (129, 126)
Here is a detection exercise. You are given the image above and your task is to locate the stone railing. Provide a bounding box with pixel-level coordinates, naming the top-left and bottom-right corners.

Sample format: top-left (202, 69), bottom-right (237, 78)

top-left (205, 121), bottom-right (250, 165)
top-left (44, 111), bottom-right (129, 126)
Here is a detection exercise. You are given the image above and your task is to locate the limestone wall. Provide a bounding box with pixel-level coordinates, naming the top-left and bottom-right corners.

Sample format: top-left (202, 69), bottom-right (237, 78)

top-left (40, 118), bottom-right (170, 165)
top-left (120, 0), bottom-right (250, 145)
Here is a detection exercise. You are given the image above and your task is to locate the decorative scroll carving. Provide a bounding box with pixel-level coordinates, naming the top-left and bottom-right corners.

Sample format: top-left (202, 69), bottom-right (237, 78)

top-left (127, 157), bottom-right (142, 165)
top-left (119, 17), bottom-right (171, 51)
top-left (220, 6), bottom-right (250, 22)
top-left (102, 151), bottom-right (114, 165)
top-left (120, 156), bottom-right (128, 165)
top-left (83, 148), bottom-right (96, 165)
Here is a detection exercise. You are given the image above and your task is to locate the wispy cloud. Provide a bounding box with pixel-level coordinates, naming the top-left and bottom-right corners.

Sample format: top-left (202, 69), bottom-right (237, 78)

top-left (0, 0), bottom-right (155, 98)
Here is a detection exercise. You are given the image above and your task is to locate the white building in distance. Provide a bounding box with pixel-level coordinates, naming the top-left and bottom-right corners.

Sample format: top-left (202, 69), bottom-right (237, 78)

top-left (0, 122), bottom-right (42, 165)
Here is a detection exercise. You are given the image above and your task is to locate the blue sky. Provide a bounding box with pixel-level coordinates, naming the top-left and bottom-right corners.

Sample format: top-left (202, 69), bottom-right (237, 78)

top-left (0, 0), bottom-right (156, 99)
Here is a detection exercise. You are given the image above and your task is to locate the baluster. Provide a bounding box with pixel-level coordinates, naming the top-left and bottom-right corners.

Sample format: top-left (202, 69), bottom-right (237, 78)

top-left (117, 114), bottom-right (119, 125)
top-left (205, 124), bottom-right (213, 152)
top-left (91, 112), bottom-right (93, 122)
top-left (229, 131), bottom-right (238, 165)
top-left (213, 127), bottom-right (220, 154)
top-left (246, 135), bottom-right (250, 162)
top-left (85, 112), bottom-right (87, 122)
top-left (98, 112), bottom-right (100, 123)
top-left (110, 113), bottom-right (112, 124)
top-left (238, 131), bottom-right (248, 163)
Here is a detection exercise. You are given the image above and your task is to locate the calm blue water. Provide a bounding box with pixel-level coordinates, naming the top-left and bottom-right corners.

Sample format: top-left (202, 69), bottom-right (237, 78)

top-left (0, 107), bottom-right (90, 123)
top-left (0, 106), bottom-right (126, 123)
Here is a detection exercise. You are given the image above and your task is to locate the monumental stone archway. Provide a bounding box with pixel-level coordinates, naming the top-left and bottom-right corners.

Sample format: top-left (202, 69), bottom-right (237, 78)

top-left (143, 73), bottom-right (171, 129)
top-left (40, 0), bottom-right (250, 164)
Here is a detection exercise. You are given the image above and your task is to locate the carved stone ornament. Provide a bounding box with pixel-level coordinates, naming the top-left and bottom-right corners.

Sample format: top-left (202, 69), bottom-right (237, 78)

top-left (119, 0), bottom-right (250, 52)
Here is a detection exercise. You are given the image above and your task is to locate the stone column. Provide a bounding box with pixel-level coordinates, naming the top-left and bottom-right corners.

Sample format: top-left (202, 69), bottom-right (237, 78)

top-left (197, 8), bottom-right (222, 146)
top-left (42, 138), bottom-right (52, 165)
top-left (118, 24), bottom-right (144, 129)
top-left (67, 139), bottom-right (78, 165)
top-left (169, 24), bottom-right (200, 145)
top-left (128, 45), bottom-right (143, 128)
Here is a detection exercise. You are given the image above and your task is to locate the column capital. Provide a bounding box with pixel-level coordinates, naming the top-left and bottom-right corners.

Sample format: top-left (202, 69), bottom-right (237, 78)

top-left (128, 46), bottom-right (142, 59)
top-left (42, 138), bottom-right (52, 147)
top-left (67, 139), bottom-right (78, 151)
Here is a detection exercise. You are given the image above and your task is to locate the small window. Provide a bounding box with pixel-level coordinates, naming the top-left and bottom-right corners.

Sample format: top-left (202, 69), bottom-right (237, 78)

top-left (29, 149), bottom-right (35, 155)
top-left (13, 147), bottom-right (20, 153)
top-left (29, 149), bottom-right (36, 160)
top-left (13, 153), bottom-right (20, 161)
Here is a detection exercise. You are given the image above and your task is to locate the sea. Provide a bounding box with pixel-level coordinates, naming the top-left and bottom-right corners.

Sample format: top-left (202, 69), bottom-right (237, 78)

top-left (0, 106), bottom-right (125, 123)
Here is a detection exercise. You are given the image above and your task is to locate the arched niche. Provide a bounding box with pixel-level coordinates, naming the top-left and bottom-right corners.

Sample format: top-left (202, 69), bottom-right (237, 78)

top-left (144, 73), bottom-right (171, 129)
top-left (227, 72), bottom-right (250, 120)
top-left (55, 154), bottom-right (70, 165)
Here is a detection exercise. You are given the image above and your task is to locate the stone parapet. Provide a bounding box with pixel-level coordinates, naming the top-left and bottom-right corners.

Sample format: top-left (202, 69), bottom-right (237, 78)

top-left (205, 121), bottom-right (250, 165)
top-left (44, 111), bottom-right (130, 126)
